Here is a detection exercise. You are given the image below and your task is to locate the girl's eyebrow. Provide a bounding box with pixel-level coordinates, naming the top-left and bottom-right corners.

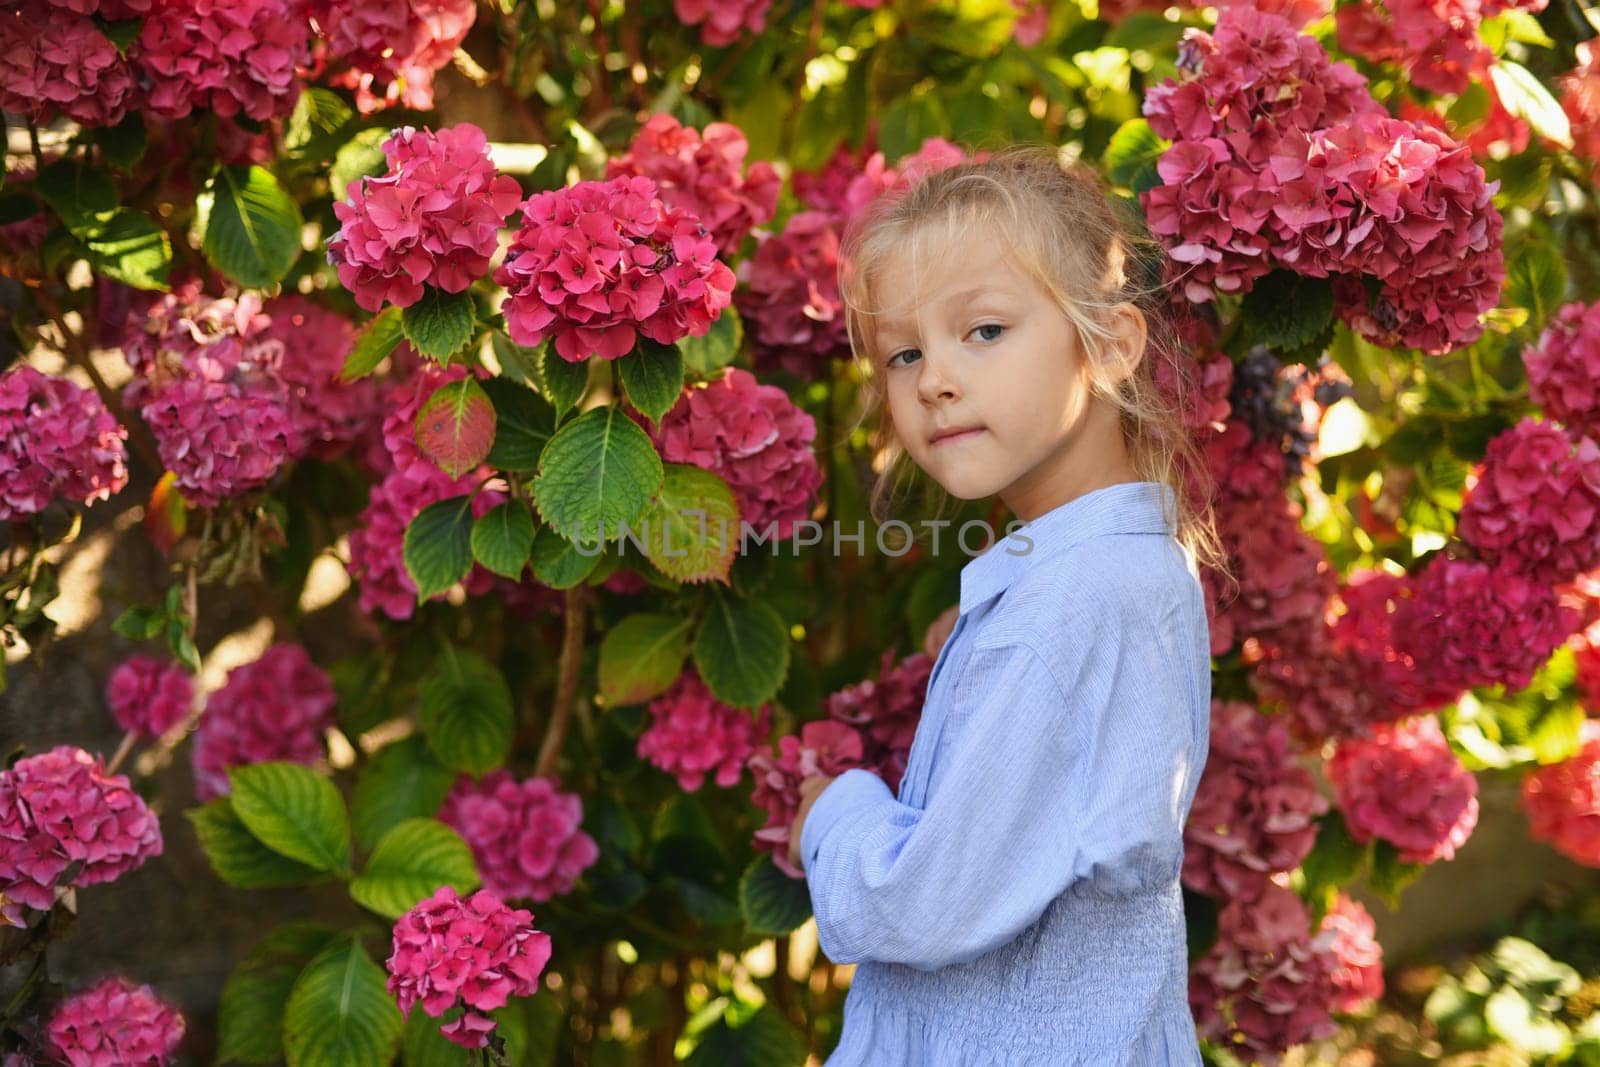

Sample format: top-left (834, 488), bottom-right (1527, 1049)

top-left (877, 284), bottom-right (1012, 333)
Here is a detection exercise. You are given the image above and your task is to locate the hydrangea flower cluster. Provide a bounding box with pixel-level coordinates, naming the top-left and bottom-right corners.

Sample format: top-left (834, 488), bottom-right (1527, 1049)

top-left (0, 746), bottom-right (163, 928)
top-left (139, 0), bottom-right (309, 122)
top-left (190, 644), bottom-right (336, 802)
top-left (0, 1), bottom-right (136, 128)
top-left (1142, 8), bottom-right (1504, 354)
top-left (1244, 615), bottom-right (1386, 745)
top-left (258, 295), bottom-right (384, 460)
top-left (386, 885), bottom-right (552, 1050)
top-left (1399, 83), bottom-right (1531, 162)
top-left (606, 113), bottom-right (782, 258)
top-left (1320, 894), bottom-right (1386, 1013)
top-left (137, 378), bottom-right (295, 509)
top-left (41, 976), bottom-right (186, 1066)
top-left (1326, 714), bottom-right (1479, 864)
top-left (637, 670), bottom-right (773, 792)
top-left (1188, 883), bottom-right (1340, 1061)
top-left (1520, 717), bottom-right (1600, 867)
top-left (1205, 493), bottom-right (1335, 656)
top-left (1336, 0), bottom-right (1545, 96)
top-left (1182, 701), bottom-right (1328, 901)
top-left (673, 0), bottom-right (774, 46)
top-left (643, 367), bottom-right (823, 540)
top-left (1562, 41), bottom-right (1600, 168)
top-left (747, 720), bottom-right (867, 878)
top-left (104, 655), bottom-right (194, 741)
top-left (0, 365), bottom-right (128, 522)
top-left (1152, 349), bottom-right (1233, 438)
top-left (1525, 299), bottom-right (1600, 440)
top-left (327, 124), bottom-right (523, 312)
top-left (823, 647), bottom-right (932, 796)
top-left (436, 772), bottom-right (599, 904)
top-left (308, 0), bottom-right (476, 114)
top-left (496, 174), bottom-right (736, 362)
top-left (1457, 417), bottom-right (1600, 586)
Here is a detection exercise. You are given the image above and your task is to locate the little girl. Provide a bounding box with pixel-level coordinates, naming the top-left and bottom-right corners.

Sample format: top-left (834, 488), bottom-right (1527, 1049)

top-left (786, 145), bottom-right (1225, 1065)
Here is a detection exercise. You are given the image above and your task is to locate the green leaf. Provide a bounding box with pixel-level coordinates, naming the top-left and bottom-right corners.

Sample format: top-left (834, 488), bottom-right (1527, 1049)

top-left (531, 406), bottom-right (664, 544)
top-left (331, 127), bottom-right (390, 201)
top-left (112, 604), bottom-right (166, 641)
top-left (415, 378), bottom-right (496, 478)
top-left (598, 614), bottom-right (693, 707)
top-left (402, 288), bottom-right (477, 363)
top-left (679, 309), bottom-right (742, 378)
top-left (1527, 701), bottom-right (1585, 764)
top-left (490, 331), bottom-right (547, 389)
top-left (685, 1006), bottom-right (807, 1067)
top-left (352, 735), bottom-right (458, 853)
top-left (471, 499), bottom-right (535, 579)
top-left (538, 347), bottom-right (590, 418)
top-left (1504, 241), bottom-right (1567, 330)
top-left (693, 592), bottom-right (790, 709)
top-left (227, 762), bottom-right (353, 876)
top-left (93, 16), bottom-right (141, 54)
top-left (482, 377), bottom-right (556, 473)
top-left (95, 113), bottom-right (147, 172)
top-left (282, 935), bottom-right (404, 1067)
top-left (672, 875), bottom-right (741, 925)
top-left (739, 854), bottom-right (812, 935)
top-left (1298, 811), bottom-right (1368, 896)
top-left (1241, 271), bottom-right (1336, 351)
top-left (200, 165), bottom-right (304, 289)
top-left (417, 646), bottom-right (514, 775)
top-left (640, 463), bottom-right (740, 585)
top-left (1488, 60), bottom-right (1573, 149)
top-left (530, 524), bottom-right (602, 589)
top-left (186, 799), bottom-right (331, 889)
top-left (340, 307), bottom-right (405, 382)
top-left (219, 923), bottom-right (343, 1065)
top-left (1366, 839), bottom-right (1425, 908)
top-left (285, 87), bottom-right (355, 162)
top-left (402, 495), bottom-right (475, 602)
top-left (1104, 118), bottom-right (1168, 190)
top-left (650, 793), bottom-right (727, 878)
top-left (617, 337), bottom-right (685, 425)
top-left (82, 208), bottom-right (171, 290)
top-left (38, 159), bottom-right (116, 233)
top-left (349, 818), bottom-right (479, 919)
top-left (401, 1001), bottom-right (541, 1067)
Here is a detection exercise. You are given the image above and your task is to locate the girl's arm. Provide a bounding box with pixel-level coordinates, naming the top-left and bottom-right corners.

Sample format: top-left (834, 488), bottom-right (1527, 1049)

top-left (798, 604), bottom-right (1200, 972)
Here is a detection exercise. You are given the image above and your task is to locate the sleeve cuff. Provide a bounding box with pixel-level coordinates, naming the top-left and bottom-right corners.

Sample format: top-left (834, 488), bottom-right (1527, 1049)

top-left (800, 767), bottom-right (892, 879)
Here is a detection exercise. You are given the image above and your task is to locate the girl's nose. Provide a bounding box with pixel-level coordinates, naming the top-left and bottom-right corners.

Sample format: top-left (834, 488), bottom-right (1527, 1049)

top-left (916, 349), bottom-right (962, 405)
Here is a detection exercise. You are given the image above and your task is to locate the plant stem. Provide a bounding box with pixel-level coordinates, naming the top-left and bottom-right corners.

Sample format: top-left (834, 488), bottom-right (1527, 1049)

top-left (534, 582), bottom-right (589, 779)
top-left (104, 729), bottom-right (138, 776)
top-left (583, 0), bottom-right (614, 114)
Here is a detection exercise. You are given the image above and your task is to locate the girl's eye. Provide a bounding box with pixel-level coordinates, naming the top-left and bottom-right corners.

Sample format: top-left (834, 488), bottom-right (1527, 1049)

top-left (885, 324), bottom-right (1005, 369)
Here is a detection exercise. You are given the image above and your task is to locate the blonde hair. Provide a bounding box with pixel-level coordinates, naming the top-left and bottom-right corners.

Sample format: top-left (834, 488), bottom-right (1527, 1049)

top-left (837, 141), bottom-right (1230, 583)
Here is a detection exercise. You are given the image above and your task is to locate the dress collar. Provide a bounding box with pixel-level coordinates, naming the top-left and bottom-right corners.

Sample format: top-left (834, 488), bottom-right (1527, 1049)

top-left (957, 480), bottom-right (1178, 615)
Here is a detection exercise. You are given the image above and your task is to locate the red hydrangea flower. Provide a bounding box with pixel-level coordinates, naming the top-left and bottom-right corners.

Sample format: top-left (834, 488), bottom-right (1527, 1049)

top-left (327, 124), bottom-right (522, 312)
top-left (1319, 893), bottom-right (1385, 1013)
top-left (1152, 349), bottom-right (1234, 437)
top-left (1182, 700), bottom-right (1328, 901)
top-left (1244, 615), bottom-right (1386, 746)
top-left (42, 976), bottom-right (186, 1067)
top-left (1525, 299), bottom-right (1600, 440)
top-left (104, 655), bottom-right (193, 741)
top-left (258, 295), bottom-right (385, 460)
top-left (309, 0), bottom-right (476, 114)
top-left (136, 376), bottom-right (293, 509)
top-left (0, 1), bottom-right (136, 128)
top-left (0, 746), bottom-right (163, 928)
top-left (386, 885), bottom-right (552, 1050)
top-left (733, 210), bottom-right (850, 380)
top-left (1458, 417), bottom-right (1600, 586)
top-left (137, 0), bottom-right (309, 122)
top-left (0, 365), bottom-right (128, 521)
top-left (496, 174), bottom-right (736, 362)
top-left (1561, 41), bottom-right (1600, 168)
top-left (638, 670), bottom-right (773, 792)
top-left (190, 644), bottom-right (336, 803)
top-left (1326, 714), bottom-right (1479, 865)
top-left (643, 367), bottom-right (823, 540)
top-left (1204, 492), bottom-right (1335, 655)
top-left (1396, 555), bottom-right (1580, 694)
top-left (747, 720), bottom-right (868, 879)
top-left (823, 647), bottom-right (932, 796)
top-left (437, 772), bottom-right (599, 904)
top-left (1520, 717), bottom-right (1600, 867)
top-left (792, 134), bottom-right (972, 221)
top-left (1189, 883), bottom-right (1340, 1062)
top-left (606, 113), bottom-right (781, 259)
top-left (1205, 418), bottom-right (1290, 502)
top-left (673, 0), bottom-right (774, 46)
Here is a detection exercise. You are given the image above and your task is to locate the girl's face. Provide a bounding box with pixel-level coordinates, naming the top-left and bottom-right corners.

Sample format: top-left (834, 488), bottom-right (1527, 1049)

top-left (871, 235), bottom-right (1140, 522)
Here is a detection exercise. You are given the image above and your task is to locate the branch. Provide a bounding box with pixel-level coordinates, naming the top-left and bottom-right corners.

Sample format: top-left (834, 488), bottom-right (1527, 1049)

top-left (534, 581), bottom-right (590, 779)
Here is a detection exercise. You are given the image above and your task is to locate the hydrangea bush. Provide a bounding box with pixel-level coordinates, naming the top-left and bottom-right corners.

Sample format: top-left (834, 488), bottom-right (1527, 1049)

top-left (3, 0), bottom-right (1600, 1063)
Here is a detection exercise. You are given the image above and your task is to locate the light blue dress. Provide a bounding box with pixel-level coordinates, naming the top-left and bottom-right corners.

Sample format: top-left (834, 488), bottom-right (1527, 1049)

top-left (799, 480), bottom-right (1212, 1066)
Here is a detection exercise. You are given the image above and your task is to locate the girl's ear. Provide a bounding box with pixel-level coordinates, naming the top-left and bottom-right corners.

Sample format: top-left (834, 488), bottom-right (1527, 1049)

top-left (1099, 302), bottom-right (1147, 387)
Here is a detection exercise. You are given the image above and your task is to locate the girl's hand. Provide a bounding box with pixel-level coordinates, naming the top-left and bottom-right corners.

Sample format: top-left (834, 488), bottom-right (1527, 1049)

top-left (788, 774), bottom-right (836, 874)
top-left (923, 604), bottom-right (960, 659)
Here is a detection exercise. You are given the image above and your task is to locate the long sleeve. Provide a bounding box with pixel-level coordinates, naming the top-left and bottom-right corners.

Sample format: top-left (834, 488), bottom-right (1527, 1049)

top-left (798, 601), bottom-right (1200, 972)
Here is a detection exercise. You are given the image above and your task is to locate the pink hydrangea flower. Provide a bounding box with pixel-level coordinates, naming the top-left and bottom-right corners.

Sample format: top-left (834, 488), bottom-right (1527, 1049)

top-left (0, 1), bottom-right (136, 128)
top-left (137, 0), bottom-right (309, 122)
top-left (0, 746), bottom-right (163, 928)
top-left (437, 772), bottom-right (599, 904)
top-left (104, 655), bottom-right (194, 741)
top-left (327, 124), bottom-right (523, 312)
top-left (136, 376), bottom-right (293, 509)
top-left (1182, 700), bottom-right (1328, 901)
top-left (1189, 883), bottom-right (1340, 1062)
top-left (638, 670), bottom-right (773, 792)
top-left (386, 885), bottom-right (552, 1050)
top-left (1326, 714), bottom-right (1479, 865)
top-left (606, 113), bottom-right (781, 259)
top-left (0, 365), bottom-right (128, 521)
top-left (747, 720), bottom-right (868, 879)
top-left (1244, 614), bottom-right (1386, 746)
top-left (643, 367), bottom-right (823, 540)
top-left (309, 0), bottom-right (476, 114)
top-left (1458, 417), bottom-right (1600, 586)
top-left (824, 647), bottom-right (932, 796)
top-left (733, 210), bottom-right (849, 380)
top-left (258, 295), bottom-right (385, 460)
top-left (1525, 299), bottom-right (1600, 440)
top-left (1561, 41), bottom-right (1600, 168)
top-left (1520, 717), bottom-right (1600, 867)
top-left (42, 976), bottom-right (186, 1066)
top-left (1204, 491), bottom-right (1335, 655)
top-left (672, 0), bottom-right (774, 46)
top-left (496, 174), bottom-right (736, 362)
top-left (1152, 349), bottom-right (1234, 437)
top-left (190, 644), bottom-right (336, 803)
top-left (1319, 894), bottom-right (1385, 1013)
